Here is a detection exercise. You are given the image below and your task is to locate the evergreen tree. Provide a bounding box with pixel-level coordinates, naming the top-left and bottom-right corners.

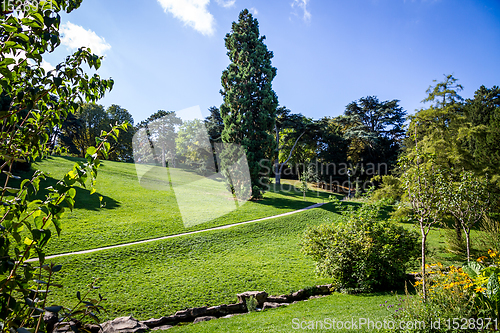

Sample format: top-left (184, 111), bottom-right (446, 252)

top-left (339, 96), bottom-right (406, 177)
top-left (220, 9), bottom-right (279, 198)
top-left (463, 85), bottom-right (500, 177)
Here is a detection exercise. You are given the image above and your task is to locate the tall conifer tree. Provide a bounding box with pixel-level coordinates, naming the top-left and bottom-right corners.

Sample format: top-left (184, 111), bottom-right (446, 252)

top-left (220, 9), bottom-right (278, 198)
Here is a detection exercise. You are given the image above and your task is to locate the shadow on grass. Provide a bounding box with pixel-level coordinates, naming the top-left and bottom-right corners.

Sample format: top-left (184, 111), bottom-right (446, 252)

top-left (3, 157), bottom-right (120, 211)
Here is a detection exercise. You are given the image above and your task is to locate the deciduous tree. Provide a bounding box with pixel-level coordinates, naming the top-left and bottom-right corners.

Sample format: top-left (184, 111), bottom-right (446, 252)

top-left (0, 1), bottom-right (127, 331)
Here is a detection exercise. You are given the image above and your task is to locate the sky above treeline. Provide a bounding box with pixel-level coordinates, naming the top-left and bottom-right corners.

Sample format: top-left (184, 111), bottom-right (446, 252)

top-left (42, 0), bottom-right (500, 124)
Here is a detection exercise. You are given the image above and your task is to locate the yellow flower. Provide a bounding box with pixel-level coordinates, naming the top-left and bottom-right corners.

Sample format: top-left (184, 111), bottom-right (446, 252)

top-left (477, 256), bottom-right (488, 263)
top-left (475, 286), bottom-right (486, 293)
top-left (488, 249), bottom-right (497, 258)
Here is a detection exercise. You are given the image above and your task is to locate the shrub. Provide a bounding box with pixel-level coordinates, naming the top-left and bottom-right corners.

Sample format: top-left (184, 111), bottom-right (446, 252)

top-left (300, 202), bottom-right (420, 292)
top-left (371, 175), bottom-right (404, 202)
top-left (387, 253), bottom-right (500, 333)
top-left (386, 263), bottom-right (492, 333)
top-left (479, 214), bottom-right (500, 252)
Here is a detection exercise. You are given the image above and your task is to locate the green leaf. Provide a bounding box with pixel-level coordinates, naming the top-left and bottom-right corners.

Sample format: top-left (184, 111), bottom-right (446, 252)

top-left (1, 24), bottom-right (17, 32)
top-left (0, 58), bottom-right (16, 66)
top-left (52, 264), bottom-right (62, 272)
top-left (5, 187), bottom-right (20, 194)
top-left (86, 146), bottom-right (97, 157)
top-left (462, 261), bottom-right (483, 278)
top-left (14, 33), bottom-right (29, 43)
top-left (53, 218), bottom-right (62, 237)
top-left (486, 273), bottom-right (500, 301)
top-left (34, 215), bottom-right (44, 229)
top-left (45, 305), bottom-right (63, 313)
top-left (17, 327), bottom-right (33, 333)
top-left (23, 237), bottom-right (35, 246)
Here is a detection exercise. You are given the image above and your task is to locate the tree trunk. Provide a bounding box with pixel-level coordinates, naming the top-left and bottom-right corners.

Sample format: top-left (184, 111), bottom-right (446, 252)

top-left (278, 131), bottom-right (306, 184)
top-left (465, 227), bottom-right (471, 262)
top-left (275, 125), bottom-right (281, 186)
top-left (421, 229), bottom-right (427, 300)
top-left (161, 142), bottom-right (166, 168)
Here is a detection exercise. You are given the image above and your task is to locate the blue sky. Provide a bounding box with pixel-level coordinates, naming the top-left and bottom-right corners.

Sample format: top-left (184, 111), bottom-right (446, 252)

top-left (43, 0), bottom-right (500, 124)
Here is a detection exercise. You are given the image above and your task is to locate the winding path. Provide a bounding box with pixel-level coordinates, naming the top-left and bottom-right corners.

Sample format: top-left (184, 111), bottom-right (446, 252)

top-left (28, 202), bottom-right (327, 262)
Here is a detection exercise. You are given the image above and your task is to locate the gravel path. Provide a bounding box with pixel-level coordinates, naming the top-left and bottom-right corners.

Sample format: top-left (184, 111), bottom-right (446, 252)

top-left (28, 202), bottom-right (327, 262)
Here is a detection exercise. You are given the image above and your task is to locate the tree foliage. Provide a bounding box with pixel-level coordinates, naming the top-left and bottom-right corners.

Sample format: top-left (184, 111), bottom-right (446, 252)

top-left (0, 1), bottom-right (128, 331)
top-left (400, 151), bottom-right (443, 300)
top-left (338, 96), bottom-right (406, 179)
top-left (438, 171), bottom-right (491, 262)
top-left (220, 9), bottom-right (278, 198)
top-left (59, 103), bottom-right (134, 161)
top-left (134, 110), bottom-right (181, 167)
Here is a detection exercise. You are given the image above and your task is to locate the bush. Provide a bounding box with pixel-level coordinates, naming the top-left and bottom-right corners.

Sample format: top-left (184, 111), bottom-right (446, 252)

top-left (371, 175), bottom-right (404, 202)
top-left (479, 214), bottom-right (500, 252)
top-left (300, 202), bottom-right (420, 292)
top-left (386, 253), bottom-right (500, 332)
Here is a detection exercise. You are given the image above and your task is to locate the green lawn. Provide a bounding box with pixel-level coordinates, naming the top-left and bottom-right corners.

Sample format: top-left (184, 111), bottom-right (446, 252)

top-left (168, 293), bottom-right (400, 333)
top-left (47, 208), bottom-right (337, 321)
top-left (15, 157), bottom-right (490, 331)
top-left (23, 156), bottom-right (336, 255)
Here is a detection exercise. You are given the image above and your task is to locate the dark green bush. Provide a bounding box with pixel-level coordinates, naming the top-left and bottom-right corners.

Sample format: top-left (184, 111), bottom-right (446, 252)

top-left (301, 202), bottom-right (420, 292)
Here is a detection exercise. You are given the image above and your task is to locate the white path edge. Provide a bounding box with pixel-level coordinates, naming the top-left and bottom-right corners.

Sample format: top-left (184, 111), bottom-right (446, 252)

top-left (27, 202), bottom-right (328, 262)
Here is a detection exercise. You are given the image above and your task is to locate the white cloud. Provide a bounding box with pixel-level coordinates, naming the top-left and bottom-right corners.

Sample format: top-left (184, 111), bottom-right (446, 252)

top-left (216, 0), bottom-right (236, 8)
top-left (250, 7), bottom-right (258, 15)
top-left (157, 0), bottom-right (215, 36)
top-left (60, 21), bottom-right (111, 56)
top-left (291, 0), bottom-right (311, 22)
top-left (41, 59), bottom-right (55, 72)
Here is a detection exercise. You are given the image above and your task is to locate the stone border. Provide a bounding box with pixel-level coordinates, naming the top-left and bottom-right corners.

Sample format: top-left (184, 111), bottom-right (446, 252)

top-left (51, 284), bottom-right (334, 332)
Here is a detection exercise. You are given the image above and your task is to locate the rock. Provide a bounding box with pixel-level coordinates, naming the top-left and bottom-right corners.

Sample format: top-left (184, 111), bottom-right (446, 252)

top-left (53, 321), bottom-right (79, 333)
top-left (193, 316), bottom-right (217, 324)
top-left (84, 324), bottom-right (102, 333)
top-left (262, 302), bottom-right (289, 310)
top-left (221, 313), bottom-right (247, 319)
top-left (151, 325), bottom-right (173, 331)
top-left (308, 295), bottom-right (327, 300)
top-left (170, 314), bottom-right (191, 323)
top-left (266, 295), bottom-right (289, 303)
top-left (191, 306), bottom-right (207, 317)
top-left (236, 291), bottom-right (268, 307)
top-left (290, 289), bottom-right (305, 301)
top-left (44, 311), bottom-right (59, 333)
top-left (212, 304), bottom-right (228, 315)
top-left (172, 310), bottom-right (192, 322)
top-left (226, 302), bottom-right (247, 314)
top-left (140, 316), bottom-right (179, 328)
top-left (101, 316), bottom-right (148, 333)
top-left (315, 285), bottom-right (332, 294)
top-left (174, 309), bottom-right (189, 317)
top-left (205, 305), bottom-right (221, 316)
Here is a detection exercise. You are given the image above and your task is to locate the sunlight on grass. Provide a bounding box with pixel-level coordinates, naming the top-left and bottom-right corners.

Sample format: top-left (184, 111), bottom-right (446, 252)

top-left (26, 157), bottom-right (336, 255)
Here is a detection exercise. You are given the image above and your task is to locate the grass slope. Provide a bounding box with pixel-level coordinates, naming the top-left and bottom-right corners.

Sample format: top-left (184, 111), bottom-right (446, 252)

top-left (168, 293), bottom-right (400, 332)
top-left (48, 208), bottom-right (337, 321)
top-left (24, 157), bottom-right (335, 255)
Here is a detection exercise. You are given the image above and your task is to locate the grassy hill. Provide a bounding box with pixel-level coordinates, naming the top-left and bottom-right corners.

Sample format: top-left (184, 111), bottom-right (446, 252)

top-left (25, 156), bottom-right (333, 255)
top-left (11, 156), bottom-right (487, 330)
